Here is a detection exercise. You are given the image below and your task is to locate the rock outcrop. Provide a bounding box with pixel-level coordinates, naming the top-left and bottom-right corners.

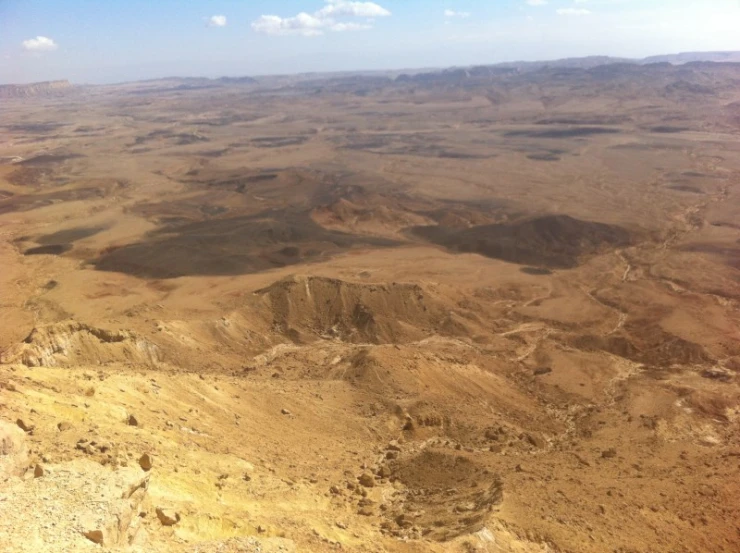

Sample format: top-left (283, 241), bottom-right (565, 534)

top-left (0, 459), bottom-right (149, 551)
top-left (1, 321), bottom-right (161, 367)
top-left (0, 420), bottom-right (29, 479)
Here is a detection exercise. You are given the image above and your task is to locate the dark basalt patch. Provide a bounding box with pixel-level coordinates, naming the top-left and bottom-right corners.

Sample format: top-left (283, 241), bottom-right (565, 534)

top-left (93, 210), bottom-right (398, 278)
top-left (24, 244), bottom-right (71, 256)
top-left (35, 226), bottom-right (107, 245)
top-left (2, 123), bottom-right (65, 133)
top-left (680, 243), bottom-right (740, 270)
top-left (667, 184), bottom-right (704, 194)
top-left (18, 153), bottom-right (85, 166)
top-left (0, 187), bottom-right (105, 215)
top-left (521, 267), bottom-right (553, 275)
top-left (410, 214), bottom-right (631, 269)
top-left (250, 136), bottom-right (310, 148)
top-left (504, 127), bottom-right (621, 139)
top-left (650, 126), bottom-right (689, 133)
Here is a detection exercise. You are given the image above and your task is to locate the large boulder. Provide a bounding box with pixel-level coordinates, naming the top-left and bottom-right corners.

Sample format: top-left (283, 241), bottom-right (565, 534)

top-left (0, 419), bottom-right (28, 479)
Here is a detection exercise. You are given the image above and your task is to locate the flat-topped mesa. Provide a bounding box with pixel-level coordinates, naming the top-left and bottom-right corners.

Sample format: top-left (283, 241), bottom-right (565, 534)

top-left (0, 80), bottom-right (73, 98)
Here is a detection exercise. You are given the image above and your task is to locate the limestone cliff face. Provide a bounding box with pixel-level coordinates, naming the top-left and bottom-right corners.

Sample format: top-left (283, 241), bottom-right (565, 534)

top-left (0, 80), bottom-right (73, 98)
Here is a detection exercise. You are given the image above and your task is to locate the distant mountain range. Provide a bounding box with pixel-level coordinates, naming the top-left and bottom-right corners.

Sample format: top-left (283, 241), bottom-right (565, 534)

top-left (477, 51), bottom-right (740, 71)
top-left (3, 51), bottom-right (740, 94)
top-left (149, 51), bottom-right (740, 89)
top-left (390, 52), bottom-right (740, 83)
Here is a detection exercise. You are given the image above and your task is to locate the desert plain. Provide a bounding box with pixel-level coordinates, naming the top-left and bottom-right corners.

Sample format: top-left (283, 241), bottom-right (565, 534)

top-left (1, 60), bottom-right (740, 553)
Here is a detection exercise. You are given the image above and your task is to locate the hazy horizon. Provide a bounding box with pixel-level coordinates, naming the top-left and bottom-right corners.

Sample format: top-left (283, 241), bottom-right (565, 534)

top-left (1, 0), bottom-right (739, 85)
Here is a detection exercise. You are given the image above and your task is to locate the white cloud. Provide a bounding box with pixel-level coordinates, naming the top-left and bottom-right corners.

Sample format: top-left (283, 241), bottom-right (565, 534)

top-left (525, 0), bottom-right (548, 6)
top-left (557, 8), bottom-right (591, 16)
top-left (208, 15), bottom-right (227, 27)
top-left (317, 0), bottom-right (390, 18)
top-left (21, 36), bottom-right (58, 52)
top-left (252, 0), bottom-right (390, 36)
top-left (252, 13), bottom-right (325, 36)
top-left (444, 9), bottom-right (471, 18)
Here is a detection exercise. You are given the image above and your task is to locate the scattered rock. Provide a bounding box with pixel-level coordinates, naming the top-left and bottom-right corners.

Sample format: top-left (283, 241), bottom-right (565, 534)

top-left (454, 502), bottom-right (476, 513)
top-left (123, 473), bottom-right (150, 499)
top-left (4, 457), bottom-right (149, 550)
top-left (386, 440), bottom-right (401, 451)
top-left (702, 368), bottom-right (733, 382)
top-left (138, 453), bottom-right (153, 471)
top-left (524, 433), bottom-right (546, 449)
top-left (357, 499), bottom-right (376, 516)
top-left (395, 513), bottom-right (413, 529)
top-left (84, 529), bottom-right (105, 544)
top-left (16, 419), bottom-right (34, 433)
top-left (127, 414), bottom-right (139, 427)
top-left (57, 421), bottom-right (72, 432)
top-left (156, 507), bottom-right (180, 526)
top-left (574, 453), bottom-right (591, 467)
top-left (281, 408), bottom-right (291, 415)
top-left (376, 464), bottom-right (392, 478)
top-left (601, 448), bottom-right (617, 459)
top-left (358, 473), bottom-right (375, 488)
top-left (484, 428), bottom-right (501, 441)
top-left (33, 464), bottom-right (45, 478)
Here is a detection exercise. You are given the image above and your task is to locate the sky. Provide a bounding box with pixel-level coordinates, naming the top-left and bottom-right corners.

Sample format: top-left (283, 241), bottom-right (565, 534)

top-left (1, 0), bottom-right (739, 84)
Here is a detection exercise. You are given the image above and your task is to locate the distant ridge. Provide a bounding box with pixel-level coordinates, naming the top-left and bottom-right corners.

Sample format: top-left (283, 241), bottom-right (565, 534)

top-left (0, 80), bottom-right (73, 98)
top-left (390, 51), bottom-right (740, 85)
top-left (641, 51), bottom-right (740, 64)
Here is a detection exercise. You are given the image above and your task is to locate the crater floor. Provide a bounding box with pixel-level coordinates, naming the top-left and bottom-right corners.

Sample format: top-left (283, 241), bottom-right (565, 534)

top-left (1, 63), bottom-right (740, 553)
